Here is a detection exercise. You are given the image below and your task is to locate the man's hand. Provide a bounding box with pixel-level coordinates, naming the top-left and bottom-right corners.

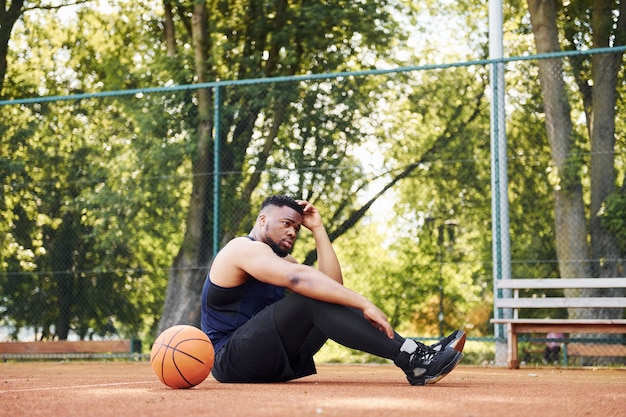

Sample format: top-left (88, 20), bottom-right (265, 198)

top-left (363, 303), bottom-right (394, 339)
top-left (296, 200), bottom-right (324, 231)
top-left (296, 199), bottom-right (343, 284)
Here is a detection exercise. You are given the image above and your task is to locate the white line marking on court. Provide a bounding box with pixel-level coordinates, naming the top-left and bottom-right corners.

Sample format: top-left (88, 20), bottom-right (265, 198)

top-left (0, 380), bottom-right (156, 394)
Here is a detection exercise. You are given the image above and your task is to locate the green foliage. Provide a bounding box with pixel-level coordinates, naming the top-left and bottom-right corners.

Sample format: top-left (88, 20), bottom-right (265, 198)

top-left (1, 7), bottom-right (189, 341)
top-left (3, 0), bottom-right (623, 347)
top-left (1, 96), bottom-right (189, 340)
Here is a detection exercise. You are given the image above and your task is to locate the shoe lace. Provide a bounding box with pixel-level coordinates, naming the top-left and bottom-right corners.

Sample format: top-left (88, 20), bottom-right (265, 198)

top-left (411, 341), bottom-right (438, 363)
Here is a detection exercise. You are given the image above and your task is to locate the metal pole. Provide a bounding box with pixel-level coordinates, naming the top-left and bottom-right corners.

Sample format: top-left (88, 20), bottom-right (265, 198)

top-left (438, 224), bottom-right (445, 338)
top-left (489, 0), bottom-right (512, 365)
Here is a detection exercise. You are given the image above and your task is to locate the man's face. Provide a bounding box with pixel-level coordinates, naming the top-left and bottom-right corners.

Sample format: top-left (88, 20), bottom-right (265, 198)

top-left (260, 205), bottom-right (303, 257)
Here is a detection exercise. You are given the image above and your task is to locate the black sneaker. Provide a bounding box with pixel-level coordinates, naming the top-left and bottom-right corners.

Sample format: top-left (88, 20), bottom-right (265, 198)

top-left (430, 330), bottom-right (466, 353)
top-left (394, 340), bottom-right (463, 386)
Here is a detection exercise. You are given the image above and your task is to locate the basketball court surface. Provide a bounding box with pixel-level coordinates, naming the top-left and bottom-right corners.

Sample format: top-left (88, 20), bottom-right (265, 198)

top-left (1, 362), bottom-right (624, 416)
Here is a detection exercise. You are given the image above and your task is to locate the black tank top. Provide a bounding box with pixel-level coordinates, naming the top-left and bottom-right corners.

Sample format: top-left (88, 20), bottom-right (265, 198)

top-left (200, 237), bottom-right (285, 352)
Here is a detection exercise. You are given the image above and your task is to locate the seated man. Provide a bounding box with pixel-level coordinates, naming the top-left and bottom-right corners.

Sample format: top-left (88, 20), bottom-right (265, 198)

top-left (201, 195), bottom-right (465, 386)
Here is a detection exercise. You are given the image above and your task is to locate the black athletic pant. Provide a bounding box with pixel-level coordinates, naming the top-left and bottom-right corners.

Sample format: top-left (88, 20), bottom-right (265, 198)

top-left (273, 293), bottom-right (405, 361)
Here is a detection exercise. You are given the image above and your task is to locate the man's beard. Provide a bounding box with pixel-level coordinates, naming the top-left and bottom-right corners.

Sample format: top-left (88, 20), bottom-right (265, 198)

top-left (266, 236), bottom-right (290, 258)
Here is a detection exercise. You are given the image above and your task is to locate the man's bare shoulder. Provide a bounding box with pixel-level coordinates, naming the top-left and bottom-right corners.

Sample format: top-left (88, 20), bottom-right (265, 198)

top-left (210, 237), bottom-right (262, 287)
top-left (214, 236), bottom-right (261, 261)
top-left (221, 235), bottom-right (262, 250)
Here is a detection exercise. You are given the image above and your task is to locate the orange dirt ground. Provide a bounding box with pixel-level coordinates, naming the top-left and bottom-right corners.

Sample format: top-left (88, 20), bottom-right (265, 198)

top-left (1, 362), bottom-right (625, 417)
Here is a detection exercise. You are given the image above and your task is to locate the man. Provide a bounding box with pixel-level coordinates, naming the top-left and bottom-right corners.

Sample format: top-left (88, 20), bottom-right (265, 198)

top-left (201, 195), bottom-right (465, 386)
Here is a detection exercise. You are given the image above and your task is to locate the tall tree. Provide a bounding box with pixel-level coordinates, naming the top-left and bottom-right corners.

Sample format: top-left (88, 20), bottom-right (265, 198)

top-left (160, 0), bottom-right (214, 328)
top-left (526, 0), bottom-right (625, 318)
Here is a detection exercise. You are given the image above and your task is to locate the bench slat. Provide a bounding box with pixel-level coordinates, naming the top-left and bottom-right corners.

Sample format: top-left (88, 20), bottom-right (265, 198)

top-left (495, 278), bottom-right (626, 289)
top-left (491, 318), bottom-right (626, 325)
top-left (495, 297), bottom-right (626, 309)
top-left (0, 340), bottom-right (131, 354)
top-left (491, 319), bottom-right (626, 334)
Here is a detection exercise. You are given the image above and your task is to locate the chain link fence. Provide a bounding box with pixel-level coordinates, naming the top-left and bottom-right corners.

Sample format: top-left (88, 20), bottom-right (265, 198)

top-left (1, 50), bottom-right (625, 365)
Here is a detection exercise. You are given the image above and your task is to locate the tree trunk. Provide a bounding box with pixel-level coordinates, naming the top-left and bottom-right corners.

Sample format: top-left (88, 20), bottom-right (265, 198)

top-left (158, 0), bottom-right (213, 333)
top-left (527, 0), bottom-right (592, 291)
top-left (589, 0), bottom-right (623, 282)
top-left (52, 213), bottom-right (79, 340)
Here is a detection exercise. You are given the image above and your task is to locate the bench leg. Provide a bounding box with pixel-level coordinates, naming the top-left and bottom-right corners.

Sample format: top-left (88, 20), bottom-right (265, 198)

top-left (507, 324), bottom-right (519, 369)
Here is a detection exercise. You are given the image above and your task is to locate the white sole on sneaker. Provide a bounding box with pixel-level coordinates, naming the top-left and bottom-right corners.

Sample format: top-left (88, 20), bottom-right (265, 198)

top-left (425, 351), bottom-right (463, 385)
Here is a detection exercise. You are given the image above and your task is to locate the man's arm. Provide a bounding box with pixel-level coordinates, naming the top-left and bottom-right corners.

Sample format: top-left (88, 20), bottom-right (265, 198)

top-left (297, 200), bottom-right (343, 284)
top-left (221, 238), bottom-right (392, 339)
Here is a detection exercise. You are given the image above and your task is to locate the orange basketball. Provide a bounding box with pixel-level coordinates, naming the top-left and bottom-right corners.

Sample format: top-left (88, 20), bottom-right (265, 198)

top-left (150, 325), bottom-right (214, 389)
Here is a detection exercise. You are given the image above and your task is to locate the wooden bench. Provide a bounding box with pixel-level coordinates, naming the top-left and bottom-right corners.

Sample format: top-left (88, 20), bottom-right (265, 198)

top-left (491, 278), bottom-right (626, 369)
top-left (0, 339), bottom-right (141, 361)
